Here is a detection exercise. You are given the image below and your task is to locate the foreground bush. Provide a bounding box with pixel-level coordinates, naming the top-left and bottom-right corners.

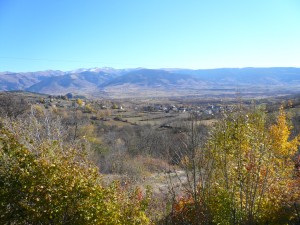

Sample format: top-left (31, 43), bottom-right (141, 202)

top-left (0, 127), bottom-right (150, 224)
top-left (170, 107), bottom-right (300, 225)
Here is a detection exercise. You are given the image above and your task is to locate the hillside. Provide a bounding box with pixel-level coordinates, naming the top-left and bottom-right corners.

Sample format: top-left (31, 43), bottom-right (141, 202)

top-left (1, 67), bottom-right (300, 97)
top-left (0, 70), bottom-right (64, 91)
top-left (27, 71), bottom-right (119, 95)
top-left (100, 69), bottom-right (206, 88)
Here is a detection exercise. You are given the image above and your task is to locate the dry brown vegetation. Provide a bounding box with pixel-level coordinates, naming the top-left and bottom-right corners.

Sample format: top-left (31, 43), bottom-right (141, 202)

top-left (2, 91), bottom-right (300, 224)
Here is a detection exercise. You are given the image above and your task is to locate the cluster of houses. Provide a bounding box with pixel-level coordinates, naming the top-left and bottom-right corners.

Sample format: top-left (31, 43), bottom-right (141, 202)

top-left (142, 104), bottom-right (186, 113)
top-left (141, 103), bottom-right (231, 117)
top-left (35, 94), bottom-right (86, 109)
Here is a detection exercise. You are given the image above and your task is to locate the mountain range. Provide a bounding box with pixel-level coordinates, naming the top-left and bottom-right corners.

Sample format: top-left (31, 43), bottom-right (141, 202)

top-left (1, 67), bottom-right (300, 98)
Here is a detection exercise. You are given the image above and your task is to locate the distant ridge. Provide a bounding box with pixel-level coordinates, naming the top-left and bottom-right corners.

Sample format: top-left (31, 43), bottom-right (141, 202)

top-left (1, 67), bottom-right (300, 98)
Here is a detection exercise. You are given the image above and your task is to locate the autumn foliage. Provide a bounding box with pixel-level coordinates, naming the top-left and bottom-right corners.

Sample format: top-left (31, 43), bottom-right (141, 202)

top-left (0, 120), bottom-right (150, 224)
top-left (1, 100), bottom-right (300, 225)
top-left (171, 106), bottom-right (300, 225)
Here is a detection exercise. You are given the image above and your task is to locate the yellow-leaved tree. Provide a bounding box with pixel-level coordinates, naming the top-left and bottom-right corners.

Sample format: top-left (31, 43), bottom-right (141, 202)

top-left (208, 106), bottom-right (299, 225)
top-left (171, 106), bottom-right (300, 225)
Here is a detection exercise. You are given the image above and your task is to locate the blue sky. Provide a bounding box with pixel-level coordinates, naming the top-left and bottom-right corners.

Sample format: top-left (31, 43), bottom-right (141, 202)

top-left (0, 0), bottom-right (300, 72)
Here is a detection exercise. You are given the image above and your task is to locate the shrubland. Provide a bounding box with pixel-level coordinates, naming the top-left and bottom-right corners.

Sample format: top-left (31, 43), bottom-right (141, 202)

top-left (1, 92), bottom-right (300, 224)
top-left (0, 107), bottom-right (150, 224)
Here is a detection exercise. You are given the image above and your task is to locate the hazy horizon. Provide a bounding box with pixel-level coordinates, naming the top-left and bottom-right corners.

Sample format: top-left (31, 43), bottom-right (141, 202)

top-left (2, 66), bottom-right (300, 74)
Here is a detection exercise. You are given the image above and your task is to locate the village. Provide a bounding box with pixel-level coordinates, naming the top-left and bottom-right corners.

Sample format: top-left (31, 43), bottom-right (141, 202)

top-left (29, 92), bottom-right (236, 127)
